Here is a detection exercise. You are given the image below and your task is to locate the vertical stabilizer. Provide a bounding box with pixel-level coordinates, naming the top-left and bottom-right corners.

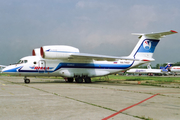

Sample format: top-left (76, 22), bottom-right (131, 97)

top-left (129, 30), bottom-right (177, 60)
top-left (160, 63), bottom-right (173, 72)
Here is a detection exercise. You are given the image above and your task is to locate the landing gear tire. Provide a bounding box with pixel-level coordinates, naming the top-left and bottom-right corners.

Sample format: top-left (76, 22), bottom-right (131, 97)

top-left (84, 77), bottom-right (91, 83)
top-left (75, 77), bottom-right (83, 83)
top-left (67, 78), bottom-right (74, 82)
top-left (24, 79), bottom-right (30, 84)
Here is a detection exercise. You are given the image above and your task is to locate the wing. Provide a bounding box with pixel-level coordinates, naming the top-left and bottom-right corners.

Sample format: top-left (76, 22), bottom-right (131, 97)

top-left (69, 53), bottom-right (139, 61)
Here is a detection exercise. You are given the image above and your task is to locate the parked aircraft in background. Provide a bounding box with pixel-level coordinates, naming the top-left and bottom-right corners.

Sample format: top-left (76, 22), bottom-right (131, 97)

top-left (126, 63), bottom-right (172, 76)
top-left (1, 30), bottom-right (177, 83)
top-left (170, 66), bottom-right (180, 76)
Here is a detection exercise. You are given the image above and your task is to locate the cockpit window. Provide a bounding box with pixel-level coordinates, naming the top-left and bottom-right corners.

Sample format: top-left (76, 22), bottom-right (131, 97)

top-left (17, 60), bottom-right (28, 64)
top-left (17, 60), bottom-right (23, 64)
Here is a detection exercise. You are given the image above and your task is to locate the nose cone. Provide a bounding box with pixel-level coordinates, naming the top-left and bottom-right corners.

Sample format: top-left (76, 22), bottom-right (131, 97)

top-left (1, 67), bottom-right (12, 73)
top-left (1, 66), bottom-right (22, 73)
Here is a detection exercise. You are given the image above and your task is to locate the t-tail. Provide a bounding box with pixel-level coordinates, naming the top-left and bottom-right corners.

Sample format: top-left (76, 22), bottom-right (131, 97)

top-left (128, 30), bottom-right (177, 63)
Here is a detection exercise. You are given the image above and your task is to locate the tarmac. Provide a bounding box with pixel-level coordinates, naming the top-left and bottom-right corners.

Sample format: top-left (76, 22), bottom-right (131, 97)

top-left (0, 76), bottom-right (180, 120)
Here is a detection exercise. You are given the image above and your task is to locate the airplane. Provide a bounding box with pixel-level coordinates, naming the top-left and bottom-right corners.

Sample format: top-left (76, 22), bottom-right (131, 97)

top-left (169, 65), bottom-right (180, 76)
top-left (126, 63), bottom-right (173, 76)
top-left (1, 30), bottom-right (177, 83)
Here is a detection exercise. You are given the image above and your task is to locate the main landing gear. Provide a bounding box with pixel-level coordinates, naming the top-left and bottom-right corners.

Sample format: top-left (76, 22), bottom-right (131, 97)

top-left (67, 77), bottom-right (91, 83)
top-left (23, 76), bottom-right (91, 84)
top-left (24, 76), bottom-right (30, 84)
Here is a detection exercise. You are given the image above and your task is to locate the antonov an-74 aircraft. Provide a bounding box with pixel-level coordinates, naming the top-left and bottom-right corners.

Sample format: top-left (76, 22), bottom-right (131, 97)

top-left (2, 30), bottom-right (177, 83)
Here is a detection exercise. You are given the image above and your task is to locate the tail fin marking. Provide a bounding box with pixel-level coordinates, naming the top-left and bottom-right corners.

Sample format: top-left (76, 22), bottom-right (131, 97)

top-left (160, 63), bottom-right (173, 72)
top-left (129, 30), bottom-right (177, 60)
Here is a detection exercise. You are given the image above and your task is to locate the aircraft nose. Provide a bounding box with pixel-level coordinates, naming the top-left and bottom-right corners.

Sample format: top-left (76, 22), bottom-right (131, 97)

top-left (1, 66), bottom-right (12, 73)
top-left (1, 65), bottom-right (22, 73)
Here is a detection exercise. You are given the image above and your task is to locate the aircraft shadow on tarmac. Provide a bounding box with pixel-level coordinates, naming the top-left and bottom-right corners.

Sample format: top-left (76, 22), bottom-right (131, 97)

top-left (10, 78), bottom-right (138, 86)
top-left (21, 81), bottom-right (135, 85)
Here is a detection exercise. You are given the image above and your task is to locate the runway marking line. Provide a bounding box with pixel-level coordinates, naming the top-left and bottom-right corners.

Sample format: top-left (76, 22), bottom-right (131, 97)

top-left (102, 93), bottom-right (160, 120)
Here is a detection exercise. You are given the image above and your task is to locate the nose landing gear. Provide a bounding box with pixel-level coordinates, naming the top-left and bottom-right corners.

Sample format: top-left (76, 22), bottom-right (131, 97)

top-left (24, 76), bottom-right (30, 84)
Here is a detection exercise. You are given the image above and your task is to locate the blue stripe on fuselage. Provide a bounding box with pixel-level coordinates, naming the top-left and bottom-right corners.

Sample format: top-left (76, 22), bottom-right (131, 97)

top-left (18, 68), bottom-right (54, 73)
top-left (53, 63), bottom-right (133, 71)
top-left (12, 63), bottom-right (134, 73)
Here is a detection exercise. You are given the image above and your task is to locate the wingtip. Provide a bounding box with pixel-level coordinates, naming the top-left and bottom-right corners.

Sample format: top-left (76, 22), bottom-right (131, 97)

top-left (171, 30), bottom-right (178, 33)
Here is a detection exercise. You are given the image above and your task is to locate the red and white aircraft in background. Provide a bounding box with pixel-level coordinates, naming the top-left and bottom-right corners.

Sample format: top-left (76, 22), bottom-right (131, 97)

top-left (170, 66), bottom-right (180, 76)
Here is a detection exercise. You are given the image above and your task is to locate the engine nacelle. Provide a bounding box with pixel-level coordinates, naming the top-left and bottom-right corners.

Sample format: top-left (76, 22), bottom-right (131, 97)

top-left (32, 48), bottom-right (41, 56)
top-left (40, 45), bottom-right (80, 59)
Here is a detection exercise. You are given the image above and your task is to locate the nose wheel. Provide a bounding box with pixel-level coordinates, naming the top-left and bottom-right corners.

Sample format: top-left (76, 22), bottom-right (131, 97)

top-left (24, 77), bottom-right (30, 84)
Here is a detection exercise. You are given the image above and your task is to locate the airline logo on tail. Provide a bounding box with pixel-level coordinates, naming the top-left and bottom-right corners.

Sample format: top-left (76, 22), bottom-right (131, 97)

top-left (165, 64), bottom-right (172, 70)
top-left (143, 40), bottom-right (151, 50)
top-left (160, 63), bottom-right (172, 72)
top-left (138, 39), bottom-right (159, 53)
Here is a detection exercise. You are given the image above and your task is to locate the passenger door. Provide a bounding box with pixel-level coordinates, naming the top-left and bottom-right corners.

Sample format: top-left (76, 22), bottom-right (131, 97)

top-left (38, 60), bottom-right (46, 73)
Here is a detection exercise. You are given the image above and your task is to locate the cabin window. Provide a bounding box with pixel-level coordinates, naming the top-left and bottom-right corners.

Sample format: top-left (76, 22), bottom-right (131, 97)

top-left (34, 62), bottom-right (37, 64)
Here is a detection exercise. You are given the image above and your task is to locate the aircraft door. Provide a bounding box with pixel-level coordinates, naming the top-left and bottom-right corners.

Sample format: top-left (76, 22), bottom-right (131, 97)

top-left (38, 60), bottom-right (46, 73)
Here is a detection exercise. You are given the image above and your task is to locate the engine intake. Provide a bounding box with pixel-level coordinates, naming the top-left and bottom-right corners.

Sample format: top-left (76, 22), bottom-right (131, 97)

top-left (32, 48), bottom-right (41, 56)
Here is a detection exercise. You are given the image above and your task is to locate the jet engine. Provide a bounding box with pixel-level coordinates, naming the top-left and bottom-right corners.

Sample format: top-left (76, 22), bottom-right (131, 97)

top-left (40, 45), bottom-right (80, 59)
top-left (32, 48), bottom-right (41, 56)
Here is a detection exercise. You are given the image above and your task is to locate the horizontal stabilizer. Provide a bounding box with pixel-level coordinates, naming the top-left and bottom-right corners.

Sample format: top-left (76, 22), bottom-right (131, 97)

top-left (132, 30), bottom-right (178, 39)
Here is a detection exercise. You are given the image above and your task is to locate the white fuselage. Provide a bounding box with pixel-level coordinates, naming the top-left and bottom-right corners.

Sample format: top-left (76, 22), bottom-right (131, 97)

top-left (2, 56), bottom-right (146, 78)
top-left (126, 68), bottom-right (163, 74)
top-left (170, 66), bottom-right (180, 73)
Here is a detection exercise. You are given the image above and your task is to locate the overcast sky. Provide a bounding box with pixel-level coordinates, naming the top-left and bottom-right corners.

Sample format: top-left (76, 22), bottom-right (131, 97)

top-left (0, 0), bottom-right (180, 66)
